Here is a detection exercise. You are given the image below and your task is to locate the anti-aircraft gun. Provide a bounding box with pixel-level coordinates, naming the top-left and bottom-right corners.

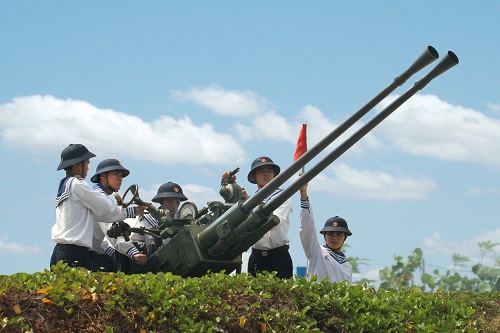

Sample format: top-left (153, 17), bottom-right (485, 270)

top-left (108, 46), bottom-right (459, 277)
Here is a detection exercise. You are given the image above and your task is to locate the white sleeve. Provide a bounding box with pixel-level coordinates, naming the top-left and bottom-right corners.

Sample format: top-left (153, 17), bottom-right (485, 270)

top-left (299, 202), bottom-right (321, 258)
top-left (94, 199), bottom-right (129, 223)
top-left (72, 180), bottom-right (120, 220)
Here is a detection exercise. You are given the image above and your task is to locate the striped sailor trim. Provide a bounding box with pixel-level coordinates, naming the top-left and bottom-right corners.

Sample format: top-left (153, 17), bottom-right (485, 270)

top-left (105, 246), bottom-right (116, 256)
top-left (56, 177), bottom-right (75, 207)
top-left (126, 246), bottom-right (140, 259)
top-left (260, 188), bottom-right (283, 204)
top-left (142, 214), bottom-right (158, 228)
top-left (300, 199), bottom-right (310, 209)
top-left (126, 206), bottom-right (135, 218)
top-left (323, 245), bottom-right (349, 264)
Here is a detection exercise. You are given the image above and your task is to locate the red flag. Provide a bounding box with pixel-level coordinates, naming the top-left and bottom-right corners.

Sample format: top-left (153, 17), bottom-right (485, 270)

top-left (294, 124), bottom-right (307, 161)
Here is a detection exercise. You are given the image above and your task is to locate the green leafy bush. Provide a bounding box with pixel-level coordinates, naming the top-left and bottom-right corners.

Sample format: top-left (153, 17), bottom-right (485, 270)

top-left (1, 262), bottom-right (499, 332)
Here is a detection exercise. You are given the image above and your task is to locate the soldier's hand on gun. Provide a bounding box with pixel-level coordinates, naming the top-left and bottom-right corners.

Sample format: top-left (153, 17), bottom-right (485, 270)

top-left (135, 205), bottom-right (149, 216)
top-left (114, 193), bottom-right (123, 205)
top-left (133, 253), bottom-right (147, 265)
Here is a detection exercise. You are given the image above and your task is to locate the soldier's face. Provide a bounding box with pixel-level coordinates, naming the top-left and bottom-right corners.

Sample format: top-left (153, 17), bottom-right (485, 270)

top-left (324, 232), bottom-right (346, 253)
top-left (103, 170), bottom-right (123, 191)
top-left (81, 159), bottom-right (90, 178)
top-left (254, 165), bottom-right (274, 189)
top-left (160, 197), bottom-right (181, 213)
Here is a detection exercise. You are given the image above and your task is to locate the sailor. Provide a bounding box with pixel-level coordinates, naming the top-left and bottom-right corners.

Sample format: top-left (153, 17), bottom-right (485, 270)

top-left (222, 156), bottom-right (293, 278)
top-left (90, 158), bottom-right (148, 272)
top-left (299, 180), bottom-right (352, 284)
top-left (50, 144), bottom-right (124, 270)
top-left (149, 182), bottom-right (189, 219)
top-left (123, 182), bottom-right (188, 273)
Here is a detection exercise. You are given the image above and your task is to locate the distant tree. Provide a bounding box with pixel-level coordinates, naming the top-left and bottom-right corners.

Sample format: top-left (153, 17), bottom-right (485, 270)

top-left (452, 253), bottom-right (470, 273)
top-left (478, 240), bottom-right (499, 264)
top-left (343, 244), bottom-right (370, 274)
top-left (471, 263), bottom-right (500, 292)
top-left (495, 256), bottom-right (500, 268)
top-left (421, 269), bottom-right (481, 292)
top-left (379, 248), bottom-right (423, 290)
top-left (347, 256), bottom-right (370, 274)
top-left (369, 240), bottom-right (500, 292)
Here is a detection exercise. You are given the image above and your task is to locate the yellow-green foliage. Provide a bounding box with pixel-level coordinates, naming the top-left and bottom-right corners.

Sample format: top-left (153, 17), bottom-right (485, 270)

top-left (1, 262), bottom-right (499, 333)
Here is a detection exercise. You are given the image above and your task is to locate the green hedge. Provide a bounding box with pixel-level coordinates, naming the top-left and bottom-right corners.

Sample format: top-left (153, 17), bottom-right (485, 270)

top-left (1, 262), bottom-right (499, 332)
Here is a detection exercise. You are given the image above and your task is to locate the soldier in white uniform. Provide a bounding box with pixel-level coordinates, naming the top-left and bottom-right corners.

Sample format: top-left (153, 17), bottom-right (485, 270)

top-left (222, 156), bottom-right (293, 279)
top-left (50, 144), bottom-right (124, 270)
top-left (90, 158), bottom-right (148, 271)
top-left (299, 181), bottom-right (352, 284)
top-left (122, 182), bottom-right (188, 273)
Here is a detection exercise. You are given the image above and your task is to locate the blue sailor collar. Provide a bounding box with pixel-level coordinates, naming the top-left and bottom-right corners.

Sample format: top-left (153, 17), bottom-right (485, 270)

top-left (56, 176), bottom-right (75, 207)
top-left (92, 183), bottom-right (108, 194)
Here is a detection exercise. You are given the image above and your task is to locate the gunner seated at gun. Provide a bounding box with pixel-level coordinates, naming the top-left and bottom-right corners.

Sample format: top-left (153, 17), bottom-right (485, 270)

top-left (122, 182), bottom-right (188, 273)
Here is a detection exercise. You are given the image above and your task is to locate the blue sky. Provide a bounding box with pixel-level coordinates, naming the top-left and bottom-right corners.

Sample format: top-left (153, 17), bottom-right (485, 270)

top-left (1, 2), bottom-right (499, 282)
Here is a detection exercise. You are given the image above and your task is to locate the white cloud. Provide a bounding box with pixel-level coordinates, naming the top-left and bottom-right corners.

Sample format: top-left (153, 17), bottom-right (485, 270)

top-left (486, 103), bottom-right (500, 113)
top-left (364, 268), bottom-right (382, 281)
top-left (0, 95), bottom-right (246, 165)
top-left (468, 187), bottom-right (500, 195)
top-left (379, 94), bottom-right (500, 167)
top-left (234, 111), bottom-right (294, 142)
top-left (171, 85), bottom-right (269, 116)
top-left (3, 92), bottom-right (498, 197)
top-left (0, 236), bottom-right (42, 255)
top-left (297, 105), bottom-right (383, 155)
top-left (423, 231), bottom-right (461, 257)
top-left (233, 104), bottom-right (384, 152)
top-left (181, 184), bottom-right (219, 209)
top-left (310, 163), bottom-right (436, 201)
top-left (226, 94), bottom-right (500, 169)
top-left (422, 230), bottom-right (500, 267)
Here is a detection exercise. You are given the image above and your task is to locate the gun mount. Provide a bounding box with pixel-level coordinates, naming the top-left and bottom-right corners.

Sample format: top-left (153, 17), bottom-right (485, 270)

top-left (108, 46), bottom-right (459, 277)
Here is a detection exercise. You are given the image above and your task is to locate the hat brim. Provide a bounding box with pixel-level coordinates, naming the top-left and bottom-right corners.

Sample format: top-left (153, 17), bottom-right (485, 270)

top-left (57, 152), bottom-right (96, 170)
top-left (247, 164), bottom-right (281, 184)
top-left (320, 226), bottom-right (352, 236)
top-left (90, 166), bottom-right (130, 183)
top-left (152, 192), bottom-right (188, 203)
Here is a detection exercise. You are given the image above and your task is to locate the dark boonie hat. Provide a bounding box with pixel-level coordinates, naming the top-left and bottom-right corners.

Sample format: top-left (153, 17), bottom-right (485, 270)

top-left (247, 156), bottom-right (281, 184)
top-left (320, 216), bottom-right (352, 236)
top-left (152, 182), bottom-right (188, 203)
top-left (90, 158), bottom-right (130, 183)
top-left (57, 144), bottom-right (96, 170)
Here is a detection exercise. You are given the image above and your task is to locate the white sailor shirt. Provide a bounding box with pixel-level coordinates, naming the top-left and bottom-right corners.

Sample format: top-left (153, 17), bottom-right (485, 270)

top-left (52, 177), bottom-right (121, 249)
top-left (299, 199), bottom-right (352, 284)
top-left (92, 184), bottom-right (141, 259)
top-left (252, 188), bottom-right (292, 251)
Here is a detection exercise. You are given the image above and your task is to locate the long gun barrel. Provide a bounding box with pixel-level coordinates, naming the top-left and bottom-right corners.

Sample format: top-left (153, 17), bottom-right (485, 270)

top-left (264, 50), bottom-right (459, 215)
top-left (197, 46), bottom-right (455, 255)
top-left (243, 45), bottom-right (441, 213)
